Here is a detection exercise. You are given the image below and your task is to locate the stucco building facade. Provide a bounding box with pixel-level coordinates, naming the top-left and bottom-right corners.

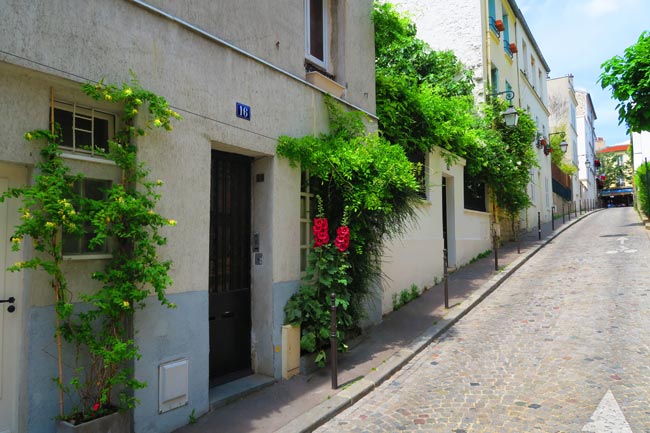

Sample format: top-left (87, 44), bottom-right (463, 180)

top-left (0, 1), bottom-right (375, 432)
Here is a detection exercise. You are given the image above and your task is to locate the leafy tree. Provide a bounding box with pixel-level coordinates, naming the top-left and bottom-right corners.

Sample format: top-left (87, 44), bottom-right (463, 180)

top-left (373, 1), bottom-right (476, 157)
top-left (599, 31), bottom-right (650, 133)
top-left (372, 2), bottom-right (538, 222)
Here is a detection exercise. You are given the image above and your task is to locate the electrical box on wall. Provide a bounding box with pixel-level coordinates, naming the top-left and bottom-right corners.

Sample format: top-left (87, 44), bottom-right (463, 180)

top-left (158, 358), bottom-right (189, 413)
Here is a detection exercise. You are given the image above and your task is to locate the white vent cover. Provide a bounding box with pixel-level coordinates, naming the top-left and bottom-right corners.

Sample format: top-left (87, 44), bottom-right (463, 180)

top-left (159, 358), bottom-right (189, 413)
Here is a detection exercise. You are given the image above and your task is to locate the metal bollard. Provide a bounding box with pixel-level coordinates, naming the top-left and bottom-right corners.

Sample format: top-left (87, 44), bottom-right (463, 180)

top-left (574, 201), bottom-right (577, 218)
top-left (537, 211), bottom-right (541, 240)
top-left (443, 248), bottom-right (449, 309)
top-left (493, 229), bottom-right (499, 271)
top-left (551, 206), bottom-right (555, 230)
top-left (330, 292), bottom-right (337, 390)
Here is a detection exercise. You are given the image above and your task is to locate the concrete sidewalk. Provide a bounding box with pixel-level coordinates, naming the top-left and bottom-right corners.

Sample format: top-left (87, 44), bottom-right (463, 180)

top-left (175, 209), bottom-right (599, 433)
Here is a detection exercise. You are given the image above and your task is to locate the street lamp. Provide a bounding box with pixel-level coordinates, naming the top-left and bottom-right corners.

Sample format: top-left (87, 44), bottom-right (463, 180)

top-left (548, 131), bottom-right (568, 153)
top-left (491, 90), bottom-right (519, 127)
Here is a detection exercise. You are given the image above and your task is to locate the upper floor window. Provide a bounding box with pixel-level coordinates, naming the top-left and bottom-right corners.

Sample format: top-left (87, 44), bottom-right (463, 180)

top-left (305, 0), bottom-right (328, 69)
top-left (464, 170), bottom-right (487, 212)
top-left (490, 66), bottom-right (499, 93)
top-left (53, 101), bottom-right (115, 157)
top-left (505, 80), bottom-right (512, 95)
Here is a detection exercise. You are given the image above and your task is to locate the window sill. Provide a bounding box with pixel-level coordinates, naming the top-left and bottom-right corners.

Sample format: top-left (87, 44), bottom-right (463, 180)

top-left (61, 151), bottom-right (116, 166)
top-left (305, 71), bottom-right (346, 98)
top-left (63, 253), bottom-right (113, 261)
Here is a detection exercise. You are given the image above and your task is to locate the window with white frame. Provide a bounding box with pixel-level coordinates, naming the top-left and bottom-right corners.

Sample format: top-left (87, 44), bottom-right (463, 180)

top-left (62, 178), bottom-right (112, 256)
top-left (53, 100), bottom-right (115, 156)
top-left (300, 171), bottom-right (319, 272)
top-left (490, 65), bottom-right (499, 92)
top-left (305, 0), bottom-right (328, 69)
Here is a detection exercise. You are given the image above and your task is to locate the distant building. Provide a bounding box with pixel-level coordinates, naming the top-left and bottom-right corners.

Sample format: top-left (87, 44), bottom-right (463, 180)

top-left (575, 90), bottom-right (598, 204)
top-left (597, 143), bottom-right (634, 207)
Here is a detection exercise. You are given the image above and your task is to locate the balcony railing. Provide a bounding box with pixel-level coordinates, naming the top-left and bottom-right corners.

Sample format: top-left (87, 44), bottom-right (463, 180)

top-left (503, 39), bottom-right (513, 58)
top-left (489, 16), bottom-right (501, 37)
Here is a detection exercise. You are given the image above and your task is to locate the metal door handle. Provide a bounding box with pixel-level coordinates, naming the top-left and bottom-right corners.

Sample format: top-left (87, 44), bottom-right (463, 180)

top-left (1, 297), bottom-right (16, 313)
top-left (221, 311), bottom-right (234, 318)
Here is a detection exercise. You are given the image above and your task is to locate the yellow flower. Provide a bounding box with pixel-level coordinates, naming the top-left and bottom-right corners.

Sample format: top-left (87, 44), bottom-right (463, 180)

top-left (45, 222), bottom-right (56, 229)
top-left (122, 300), bottom-right (130, 308)
top-left (104, 94), bottom-right (112, 101)
top-left (131, 108), bottom-right (138, 115)
top-left (168, 219), bottom-right (177, 226)
top-left (11, 236), bottom-right (21, 244)
top-left (153, 119), bottom-right (162, 127)
top-left (156, 179), bottom-right (163, 186)
top-left (124, 88), bottom-right (133, 96)
top-left (24, 132), bottom-right (33, 140)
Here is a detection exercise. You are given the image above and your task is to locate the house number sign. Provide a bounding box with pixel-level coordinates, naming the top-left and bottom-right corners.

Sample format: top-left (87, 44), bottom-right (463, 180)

top-left (236, 102), bottom-right (251, 121)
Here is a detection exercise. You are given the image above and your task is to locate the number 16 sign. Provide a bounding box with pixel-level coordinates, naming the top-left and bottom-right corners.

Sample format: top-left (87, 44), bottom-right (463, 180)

top-left (236, 102), bottom-right (251, 121)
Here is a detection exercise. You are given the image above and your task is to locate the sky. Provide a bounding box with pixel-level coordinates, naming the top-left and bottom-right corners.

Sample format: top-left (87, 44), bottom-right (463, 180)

top-left (517, 0), bottom-right (649, 146)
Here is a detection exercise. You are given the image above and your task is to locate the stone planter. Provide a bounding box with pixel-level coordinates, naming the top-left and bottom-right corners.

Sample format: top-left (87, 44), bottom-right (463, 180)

top-left (57, 410), bottom-right (130, 433)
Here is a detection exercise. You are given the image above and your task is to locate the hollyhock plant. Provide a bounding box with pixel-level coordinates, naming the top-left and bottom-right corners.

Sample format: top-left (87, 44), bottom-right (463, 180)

top-left (284, 196), bottom-right (353, 367)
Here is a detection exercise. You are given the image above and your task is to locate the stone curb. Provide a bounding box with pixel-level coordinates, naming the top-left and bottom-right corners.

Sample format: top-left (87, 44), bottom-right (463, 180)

top-left (274, 211), bottom-right (599, 433)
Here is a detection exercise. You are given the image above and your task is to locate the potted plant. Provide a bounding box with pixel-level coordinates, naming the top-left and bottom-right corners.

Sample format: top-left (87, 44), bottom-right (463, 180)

top-left (2, 77), bottom-right (181, 431)
top-left (494, 19), bottom-right (505, 32)
top-left (509, 42), bottom-right (518, 53)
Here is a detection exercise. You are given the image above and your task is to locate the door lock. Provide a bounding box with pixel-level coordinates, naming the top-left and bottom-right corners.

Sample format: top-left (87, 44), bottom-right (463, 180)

top-left (0, 296), bottom-right (16, 313)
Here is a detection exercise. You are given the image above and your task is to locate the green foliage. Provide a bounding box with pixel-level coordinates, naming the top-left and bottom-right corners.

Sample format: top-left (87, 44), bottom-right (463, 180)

top-left (279, 98), bottom-right (421, 351)
top-left (635, 162), bottom-right (650, 215)
top-left (391, 283), bottom-right (420, 311)
top-left (284, 242), bottom-right (352, 366)
top-left (599, 31), bottom-right (650, 133)
top-left (373, 2), bottom-right (476, 158)
top-left (1, 76), bottom-right (180, 423)
top-left (468, 249), bottom-right (492, 264)
top-left (464, 100), bottom-right (538, 217)
top-left (373, 2), bottom-right (538, 218)
top-left (548, 128), bottom-right (577, 175)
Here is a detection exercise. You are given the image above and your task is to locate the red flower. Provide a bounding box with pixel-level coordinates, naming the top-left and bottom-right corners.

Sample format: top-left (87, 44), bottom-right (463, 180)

top-left (92, 403), bottom-right (100, 412)
top-left (334, 226), bottom-right (350, 252)
top-left (313, 218), bottom-right (329, 248)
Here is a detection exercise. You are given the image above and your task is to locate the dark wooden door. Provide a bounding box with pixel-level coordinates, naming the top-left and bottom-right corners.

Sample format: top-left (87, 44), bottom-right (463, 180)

top-left (209, 150), bottom-right (252, 386)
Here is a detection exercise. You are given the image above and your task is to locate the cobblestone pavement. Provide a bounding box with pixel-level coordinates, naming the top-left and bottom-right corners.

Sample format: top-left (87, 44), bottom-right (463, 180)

top-left (316, 208), bottom-right (650, 432)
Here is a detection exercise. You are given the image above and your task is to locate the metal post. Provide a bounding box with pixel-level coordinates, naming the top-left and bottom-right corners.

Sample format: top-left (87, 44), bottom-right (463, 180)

top-left (551, 206), bottom-right (555, 230)
top-left (443, 249), bottom-right (449, 309)
top-left (330, 292), bottom-right (337, 390)
top-left (493, 228), bottom-right (499, 271)
top-left (516, 220), bottom-right (521, 254)
top-left (537, 211), bottom-right (541, 240)
top-left (574, 201), bottom-right (577, 218)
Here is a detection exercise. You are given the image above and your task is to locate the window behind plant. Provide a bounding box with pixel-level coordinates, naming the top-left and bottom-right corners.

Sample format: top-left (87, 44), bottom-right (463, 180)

top-left (53, 101), bottom-right (115, 156)
top-left (300, 171), bottom-right (320, 272)
top-left (62, 178), bottom-right (112, 255)
top-left (406, 148), bottom-right (426, 199)
top-left (464, 169), bottom-right (487, 212)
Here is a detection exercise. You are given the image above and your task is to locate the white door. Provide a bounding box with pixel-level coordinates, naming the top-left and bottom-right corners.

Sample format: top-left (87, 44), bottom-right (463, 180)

top-left (0, 173), bottom-right (23, 433)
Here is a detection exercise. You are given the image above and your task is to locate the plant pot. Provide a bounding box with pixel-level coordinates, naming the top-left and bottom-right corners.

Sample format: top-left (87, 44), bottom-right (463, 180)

top-left (494, 19), bottom-right (505, 31)
top-left (509, 43), bottom-right (518, 53)
top-left (57, 410), bottom-right (130, 433)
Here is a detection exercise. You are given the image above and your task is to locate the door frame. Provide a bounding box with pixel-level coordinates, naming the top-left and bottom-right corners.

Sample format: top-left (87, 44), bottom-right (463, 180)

top-left (0, 164), bottom-right (27, 433)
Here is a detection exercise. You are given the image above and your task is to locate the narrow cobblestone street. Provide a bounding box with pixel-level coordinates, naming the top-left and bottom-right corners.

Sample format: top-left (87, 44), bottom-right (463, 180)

top-left (316, 208), bottom-right (650, 432)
